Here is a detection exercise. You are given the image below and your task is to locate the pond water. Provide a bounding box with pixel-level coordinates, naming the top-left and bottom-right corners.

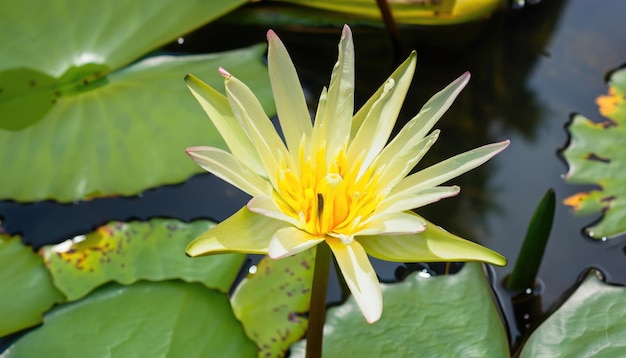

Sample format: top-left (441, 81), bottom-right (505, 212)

top-left (1, 0), bottom-right (625, 345)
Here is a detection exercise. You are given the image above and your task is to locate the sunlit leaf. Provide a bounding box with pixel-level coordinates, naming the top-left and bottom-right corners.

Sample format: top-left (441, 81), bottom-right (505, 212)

top-left (262, 0), bottom-right (500, 25)
top-left (290, 263), bottom-right (509, 356)
top-left (41, 219), bottom-right (245, 301)
top-left (0, 226), bottom-right (65, 336)
top-left (0, 0), bottom-right (276, 202)
top-left (231, 250), bottom-right (315, 357)
top-left (3, 281), bottom-right (256, 357)
top-left (562, 67), bottom-right (626, 239)
top-left (520, 269), bottom-right (626, 357)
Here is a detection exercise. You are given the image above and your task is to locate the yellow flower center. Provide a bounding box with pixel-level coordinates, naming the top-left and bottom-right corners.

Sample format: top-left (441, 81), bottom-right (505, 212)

top-left (274, 144), bottom-right (382, 240)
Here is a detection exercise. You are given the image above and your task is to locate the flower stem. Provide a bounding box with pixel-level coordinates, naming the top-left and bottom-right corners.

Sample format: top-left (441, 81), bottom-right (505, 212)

top-left (306, 243), bottom-right (331, 358)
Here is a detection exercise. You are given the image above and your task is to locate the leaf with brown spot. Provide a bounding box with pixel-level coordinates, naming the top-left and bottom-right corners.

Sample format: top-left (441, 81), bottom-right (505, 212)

top-left (41, 218), bottom-right (245, 301)
top-left (230, 250), bottom-right (316, 357)
top-left (562, 67), bottom-right (626, 239)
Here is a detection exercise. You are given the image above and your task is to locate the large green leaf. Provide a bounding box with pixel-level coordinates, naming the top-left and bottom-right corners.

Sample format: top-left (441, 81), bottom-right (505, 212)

top-left (520, 270), bottom-right (626, 357)
top-left (3, 281), bottom-right (257, 357)
top-left (41, 219), bottom-right (245, 301)
top-left (291, 263), bottom-right (509, 357)
top-left (0, 227), bottom-right (65, 336)
top-left (231, 250), bottom-right (316, 357)
top-left (0, 0), bottom-right (246, 77)
top-left (562, 68), bottom-right (626, 239)
top-left (0, 0), bottom-right (277, 202)
top-left (0, 44), bottom-right (274, 202)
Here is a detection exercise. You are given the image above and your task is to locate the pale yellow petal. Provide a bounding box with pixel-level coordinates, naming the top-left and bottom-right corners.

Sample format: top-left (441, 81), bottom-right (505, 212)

top-left (186, 207), bottom-right (287, 257)
top-left (267, 30), bottom-right (312, 157)
top-left (372, 128), bottom-right (439, 191)
top-left (268, 227), bottom-right (324, 259)
top-left (327, 239), bottom-right (382, 323)
top-left (185, 74), bottom-right (265, 175)
top-left (347, 52), bottom-right (416, 176)
top-left (321, 25), bottom-right (355, 159)
top-left (186, 146), bottom-right (272, 197)
top-left (354, 211), bottom-right (426, 236)
top-left (247, 195), bottom-right (301, 227)
top-left (376, 186), bottom-right (460, 214)
top-left (397, 71), bottom-right (471, 142)
top-left (358, 219), bottom-right (506, 266)
top-left (389, 140), bottom-right (510, 200)
top-left (224, 75), bottom-right (293, 188)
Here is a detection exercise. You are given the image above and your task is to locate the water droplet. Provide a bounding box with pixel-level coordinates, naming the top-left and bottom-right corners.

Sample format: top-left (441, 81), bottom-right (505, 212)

top-left (601, 237), bottom-right (608, 242)
top-left (525, 288), bottom-right (532, 294)
top-left (248, 265), bottom-right (257, 275)
top-left (177, 37), bottom-right (184, 45)
top-left (418, 269), bottom-right (431, 278)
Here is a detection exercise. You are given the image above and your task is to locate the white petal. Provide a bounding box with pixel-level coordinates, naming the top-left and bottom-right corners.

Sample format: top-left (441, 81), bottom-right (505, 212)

top-left (376, 186), bottom-right (460, 214)
top-left (320, 25), bottom-right (354, 159)
top-left (390, 140), bottom-right (510, 199)
top-left (247, 195), bottom-right (301, 227)
top-left (224, 75), bottom-right (293, 188)
top-left (328, 239), bottom-right (382, 323)
top-left (267, 30), bottom-right (312, 157)
top-left (186, 146), bottom-right (272, 197)
top-left (347, 52), bottom-right (417, 177)
top-left (354, 211), bottom-right (426, 236)
top-left (403, 71), bottom-right (471, 141)
top-left (185, 74), bottom-right (265, 175)
top-left (268, 227), bottom-right (324, 259)
top-left (372, 128), bottom-right (439, 191)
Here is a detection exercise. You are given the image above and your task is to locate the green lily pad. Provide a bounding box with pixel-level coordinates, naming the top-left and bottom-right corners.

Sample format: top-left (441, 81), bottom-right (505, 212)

top-left (0, 44), bottom-right (274, 202)
top-left (290, 263), bottom-right (509, 357)
top-left (0, 0), bottom-right (277, 202)
top-left (3, 281), bottom-right (257, 357)
top-left (520, 270), bottom-right (626, 357)
top-left (562, 67), bottom-right (626, 239)
top-left (0, 226), bottom-right (65, 336)
top-left (41, 219), bottom-right (245, 301)
top-left (231, 250), bottom-right (316, 357)
top-left (0, 0), bottom-right (246, 131)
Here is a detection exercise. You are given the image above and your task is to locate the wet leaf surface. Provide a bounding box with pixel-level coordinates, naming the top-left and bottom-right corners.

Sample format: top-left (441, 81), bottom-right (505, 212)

top-left (563, 68), bottom-right (626, 239)
top-left (231, 250), bottom-right (316, 357)
top-left (3, 281), bottom-right (256, 357)
top-left (520, 269), bottom-right (626, 357)
top-left (0, 0), bottom-right (276, 202)
top-left (291, 263), bottom-right (509, 357)
top-left (41, 219), bottom-right (245, 301)
top-left (0, 227), bottom-right (65, 336)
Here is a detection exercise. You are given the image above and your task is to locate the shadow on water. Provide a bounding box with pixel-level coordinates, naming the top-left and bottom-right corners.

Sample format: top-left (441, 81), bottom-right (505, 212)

top-left (1, 0), bottom-right (626, 348)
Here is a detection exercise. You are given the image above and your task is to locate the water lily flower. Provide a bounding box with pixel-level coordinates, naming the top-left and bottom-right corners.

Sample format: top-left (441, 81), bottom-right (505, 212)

top-left (185, 25), bottom-right (509, 324)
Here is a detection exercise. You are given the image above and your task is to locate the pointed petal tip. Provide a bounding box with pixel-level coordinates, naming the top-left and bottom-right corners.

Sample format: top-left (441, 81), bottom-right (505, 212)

top-left (218, 67), bottom-right (232, 78)
top-left (342, 24), bottom-right (352, 37)
top-left (266, 29), bottom-right (278, 40)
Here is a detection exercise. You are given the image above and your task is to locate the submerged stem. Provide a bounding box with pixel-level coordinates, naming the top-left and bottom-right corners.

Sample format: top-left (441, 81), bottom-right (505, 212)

top-left (306, 243), bottom-right (331, 358)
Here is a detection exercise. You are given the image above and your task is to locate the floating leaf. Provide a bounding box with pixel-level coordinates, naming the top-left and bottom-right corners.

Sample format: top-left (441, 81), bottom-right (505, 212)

top-left (0, 227), bottom-right (65, 336)
top-left (0, 0), bottom-right (276, 202)
top-left (231, 250), bottom-right (316, 357)
top-left (290, 263), bottom-right (509, 356)
top-left (41, 219), bottom-right (245, 301)
top-left (520, 270), bottom-right (626, 357)
top-left (562, 67), bottom-right (626, 239)
top-left (3, 281), bottom-right (257, 357)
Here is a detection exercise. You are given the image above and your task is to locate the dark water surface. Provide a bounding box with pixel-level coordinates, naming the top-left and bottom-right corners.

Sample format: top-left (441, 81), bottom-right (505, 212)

top-left (1, 0), bottom-right (625, 342)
